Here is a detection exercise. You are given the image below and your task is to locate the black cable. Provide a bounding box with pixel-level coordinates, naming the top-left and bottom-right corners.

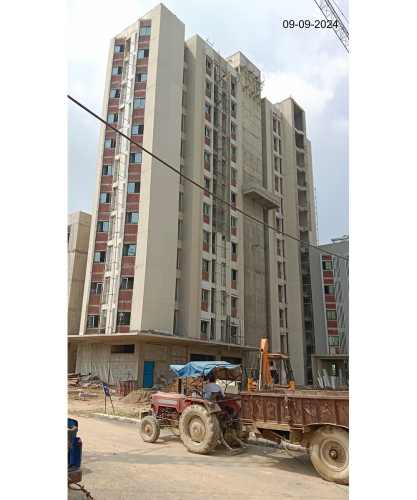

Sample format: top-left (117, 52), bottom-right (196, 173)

top-left (68, 95), bottom-right (348, 261)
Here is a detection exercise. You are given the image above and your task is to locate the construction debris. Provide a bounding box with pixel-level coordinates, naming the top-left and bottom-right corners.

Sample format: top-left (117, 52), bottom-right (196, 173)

top-left (121, 390), bottom-right (153, 405)
top-left (68, 373), bottom-right (81, 386)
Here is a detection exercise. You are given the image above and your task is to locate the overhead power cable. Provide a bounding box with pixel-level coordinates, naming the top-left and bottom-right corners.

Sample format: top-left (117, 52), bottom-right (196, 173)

top-left (68, 95), bottom-right (348, 261)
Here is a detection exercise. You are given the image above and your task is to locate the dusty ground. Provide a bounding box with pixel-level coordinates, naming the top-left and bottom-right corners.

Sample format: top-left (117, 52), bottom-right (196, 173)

top-left (71, 415), bottom-right (348, 500)
top-left (68, 385), bottom-right (153, 418)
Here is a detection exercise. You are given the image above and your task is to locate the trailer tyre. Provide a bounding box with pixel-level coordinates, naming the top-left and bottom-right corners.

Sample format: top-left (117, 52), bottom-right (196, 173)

top-left (310, 426), bottom-right (349, 485)
top-left (179, 404), bottom-right (221, 454)
top-left (139, 416), bottom-right (160, 443)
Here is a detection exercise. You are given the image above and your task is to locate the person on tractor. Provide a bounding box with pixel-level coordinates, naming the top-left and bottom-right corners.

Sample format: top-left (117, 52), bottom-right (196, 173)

top-left (203, 373), bottom-right (225, 400)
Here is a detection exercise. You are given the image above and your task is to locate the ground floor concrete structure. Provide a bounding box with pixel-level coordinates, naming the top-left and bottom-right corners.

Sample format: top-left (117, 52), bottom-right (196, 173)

top-left (68, 332), bottom-right (257, 386)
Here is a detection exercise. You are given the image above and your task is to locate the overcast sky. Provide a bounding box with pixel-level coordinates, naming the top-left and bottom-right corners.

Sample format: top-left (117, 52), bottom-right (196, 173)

top-left (68, 0), bottom-right (349, 245)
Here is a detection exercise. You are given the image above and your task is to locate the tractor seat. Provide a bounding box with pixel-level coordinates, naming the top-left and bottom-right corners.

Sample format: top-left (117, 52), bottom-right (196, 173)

top-left (211, 391), bottom-right (224, 409)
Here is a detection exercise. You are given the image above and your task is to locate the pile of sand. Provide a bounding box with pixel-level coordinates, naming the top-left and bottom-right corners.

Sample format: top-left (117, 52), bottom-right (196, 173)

top-left (122, 390), bottom-right (154, 405)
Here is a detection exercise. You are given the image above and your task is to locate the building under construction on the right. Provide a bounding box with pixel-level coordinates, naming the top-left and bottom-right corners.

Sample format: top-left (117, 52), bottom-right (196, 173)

top-left (309, 236), bottom-right (349, 387)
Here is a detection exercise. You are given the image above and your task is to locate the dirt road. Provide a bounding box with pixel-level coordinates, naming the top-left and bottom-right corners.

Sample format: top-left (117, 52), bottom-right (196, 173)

top-left (74, 415), bottom-right (348, 500)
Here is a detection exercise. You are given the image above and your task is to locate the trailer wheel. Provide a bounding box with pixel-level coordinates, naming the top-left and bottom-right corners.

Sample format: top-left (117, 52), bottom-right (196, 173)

top-left (179, 404), bottom-right (221, 454)
top-left (310, 426), bottom-right (349, 485)
top-left (139, 416), bottom-right (160, 443)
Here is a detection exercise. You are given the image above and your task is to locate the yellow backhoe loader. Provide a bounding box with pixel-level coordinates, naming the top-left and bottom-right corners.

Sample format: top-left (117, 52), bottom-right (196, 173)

top-left (247, 339), bottom-right (295, 391)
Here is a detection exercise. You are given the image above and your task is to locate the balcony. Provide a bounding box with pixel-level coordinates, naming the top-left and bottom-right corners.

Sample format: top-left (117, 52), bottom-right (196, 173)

top-left (298, 200), bottom-right (309, 211)
top-left (297, 179), bottom-right (308, 191)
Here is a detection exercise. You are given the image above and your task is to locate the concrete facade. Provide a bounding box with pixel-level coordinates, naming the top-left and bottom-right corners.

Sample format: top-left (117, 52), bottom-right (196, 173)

top-left (76, 4), bottom-right (318, 385)
top-left (68, 211), bottom-right (92, 336)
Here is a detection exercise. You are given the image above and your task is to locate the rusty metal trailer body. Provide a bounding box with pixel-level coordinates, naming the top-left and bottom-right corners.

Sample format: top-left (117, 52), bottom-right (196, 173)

top-left (240, 389), bottom-right (349, 484)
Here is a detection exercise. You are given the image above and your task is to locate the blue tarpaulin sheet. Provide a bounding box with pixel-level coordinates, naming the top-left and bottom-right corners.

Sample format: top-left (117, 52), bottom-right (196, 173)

top-left (169, 361), bottom-right (240, 380)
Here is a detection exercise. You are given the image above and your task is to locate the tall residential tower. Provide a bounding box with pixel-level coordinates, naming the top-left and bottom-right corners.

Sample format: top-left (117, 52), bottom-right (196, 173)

top-left (76, 4), bottom-right (317, 384)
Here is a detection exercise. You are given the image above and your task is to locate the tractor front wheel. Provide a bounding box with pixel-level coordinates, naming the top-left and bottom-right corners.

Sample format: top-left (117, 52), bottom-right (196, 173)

top-left (179, 404), bottom-right (221, 454)
top-left (139, 416), bottom-right (160, 443)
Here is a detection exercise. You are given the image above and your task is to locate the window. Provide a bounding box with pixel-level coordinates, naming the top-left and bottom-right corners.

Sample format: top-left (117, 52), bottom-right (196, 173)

top-left (128, 182), bottom-right (140, 193)
top-left (112, 66), bottom-right (122, 75)
top-left (68, 231), bottom-right (70, 244)
top-left (232, 269), bottom-right (237, 281)
top-left (87, 315), bottom-right (100, 328)
top-left (176, 248), bottom-right (181, 270)
top-left (120, 277), bottom-right (134, 290)
top-left (232, 242), bottom-right (237, 254)
top-left (326, 310), bottom-right (337, 320)
top-left (202, 260), bottom-right (209, 272)
top-left (107, 113), bottom-right (118, 123)
top-left (275, 177), bottom-right (279, 188)
top-left (204, 152), bottom-right (210, 163)
top-left (110, 89), bottom-right (120, 98)
top-left (231, 326), bottom-right (237, 338)
top-left (181, 115), bottom-right (186, 132)
top-left (175, 279), bottom-right (180, 301)
top-left (203, 231), bottom-right (210, 243)
top-left (114, 45), bottom-right (124, 53)
top-left (231, 169), bottom-right (236, 179)
top-left (231, 193), bottom-right (236, 204)
top-left (126, 212), bottom-right (139, 224)
top-left (324, 285), bottom-right (335, 295)
top-left (201, 321), bottom-right (208, 334)
top-left (94, 251), bottom-right (106, 263)
top-left (328, 336), bottom-right (339, 346)
top-left (276, 239), bottom-right (280, 248)
top-left (204, 178), bottom-right (210, 190)
top-left (178, 220), bottom-right (182, 240)
top-left (139, 26), bottom-right (151, 35)
top-left (231, 146), bottom-right (236, 156)
top-left (183, 68), bottom-right (187, 84)
top-left (111, 344), bottom-right (135, 353)
top-left (278, 262), bottom-right (281, 271)
top-left (206, 81), bottom-right (211, 92)
top-left (231, 297), bottom-right (237, 309)
top-left (116, 312), bottom-right (131, 326)
top-left (135, 73), bottom-right (148, 82)
top-left (278, 121), bottom-right (281, 136)
top-left (138, 49), bottom-right (149, 58)
top-left (180, 165), bottom-right (185, 184)
top-left (278, 285), bottom-right (283, 295)
top-left (179, 193), bottom-right (183, 211)
top-left (205, 104), bottom-right (211, 115)
top-left (102, 165), bottom-right (114, 176)
top-left (276, 218), bottom-right (280, 228)
top-left (323, 261), bottom-right (333, 270)
top-left (182, 91), bottom-right (186, 108)
top-left (130, 152), bottom-right (142, 163)
top-left (231, 102), bottom-right (236, 112)
top-left (274, 157), bottom-right (278, 166)
top-left (133, 98), bottom-right (146, 108)
top-left (231, 82), bottom-right (236, 91)
top-left (100, 193), bottom-right (111, 204)
top-left (203, 204), bottom-right (210, 215)
top-left (279, 140), bottom-right (282, 155)
top-left (206, 60), bottom-right (211, 70)
top-left (105, 139), bottom-right (116, 149)
top-left (231, 124), bottom-right (236, 133)
top-left (97, 221), bottom-right (109, 232)
top-left (231, 217), bottom-right (236, 227)
top-left (90, 282), bottom-right (102, 295)
top-left (132, 124), bottom-right (144, 135)
top-left (202, 289), bottom-right (209, 302)
top-left (123, 244), bottom-right (136, 256)
top-left (205, 127), bottom-right (211, 138)
top-left (273, 119), bottom-right (277, 128)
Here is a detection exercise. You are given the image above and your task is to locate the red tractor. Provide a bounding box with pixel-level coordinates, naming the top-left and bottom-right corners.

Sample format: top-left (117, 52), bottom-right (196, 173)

top-left (139, 361), bottom-right (248, 455)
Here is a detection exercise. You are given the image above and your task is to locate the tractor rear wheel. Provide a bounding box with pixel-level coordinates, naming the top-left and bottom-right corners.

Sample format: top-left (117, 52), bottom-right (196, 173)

top-left (310, 426), bottom-right (349, 485)
top-left (139, 416), bottom-right (160, 443)
top-left (179, 404), bottom-right (220, 454)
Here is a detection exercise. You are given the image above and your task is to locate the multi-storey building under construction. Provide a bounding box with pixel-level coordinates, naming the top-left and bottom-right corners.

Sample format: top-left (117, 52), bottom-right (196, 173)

top-left (71, 3), bottom-right (318, 385)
